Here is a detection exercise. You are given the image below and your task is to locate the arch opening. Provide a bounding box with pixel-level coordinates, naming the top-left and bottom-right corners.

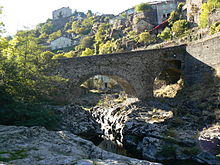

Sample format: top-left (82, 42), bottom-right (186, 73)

top-left (154, 60), bottom-right (183, 98)
top-left (77, 74), bottom-right (137, 98)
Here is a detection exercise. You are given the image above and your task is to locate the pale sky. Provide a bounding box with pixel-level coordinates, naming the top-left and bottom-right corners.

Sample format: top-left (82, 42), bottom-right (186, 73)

top-left (0, 0), bottom-right (162, 35)
top-left (0, 0), bottom-right (154, 36)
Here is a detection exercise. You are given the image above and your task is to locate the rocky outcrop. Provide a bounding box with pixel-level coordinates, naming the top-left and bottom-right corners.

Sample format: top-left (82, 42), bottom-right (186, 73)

top-left (90, 97), bottom-right (220, 165)
top-left (199, 124), bottom-right (220, 155)
top-left (0, 125), bottom-right (162, 165)
top-left (55, 105), bottom-right (102, 140)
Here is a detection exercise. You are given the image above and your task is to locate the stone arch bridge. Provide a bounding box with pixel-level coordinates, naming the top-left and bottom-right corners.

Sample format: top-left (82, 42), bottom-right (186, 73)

top-left (55, 45), bottom-right (186, 100)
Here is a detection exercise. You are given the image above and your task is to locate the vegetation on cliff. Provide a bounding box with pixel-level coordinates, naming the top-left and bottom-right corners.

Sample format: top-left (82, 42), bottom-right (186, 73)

top-left (199, 0), bottom-right (220, 28)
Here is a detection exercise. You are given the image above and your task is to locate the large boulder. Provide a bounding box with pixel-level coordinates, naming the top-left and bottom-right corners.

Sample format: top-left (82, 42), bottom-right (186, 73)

top-left (0, 125), bottom-right (162, 165)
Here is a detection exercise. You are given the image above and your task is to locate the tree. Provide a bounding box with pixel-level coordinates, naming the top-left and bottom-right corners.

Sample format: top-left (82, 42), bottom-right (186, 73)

top-left (95, 23), bottom-right (110, 43)
top-left (86, 10), bottom-right (93, 18)
top-left (79, 36), bottom-right (94, 49)
top-left (168, 3), bottom-right (184, 25)
top-left (157, 27), bottom-right (172, 40)
top-left (135, 3), bottom-right (152, 12)
top-left (0, 9), bottom-right (60, 128)
top-left (138, 32), bottom-right (155, 43)
top-left (47, 30), bottom-right (62, 43)
top-left (99, 41), bottom-right (118, 54)
top-left (171, 20), bottom-right (189, 37)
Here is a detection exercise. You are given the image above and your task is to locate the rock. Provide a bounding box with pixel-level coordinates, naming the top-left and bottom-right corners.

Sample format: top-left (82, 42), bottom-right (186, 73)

top-left (90, 98), bottom-right (220, 164)
top-left (199, 124), bottom-right (220, 155)
top-left (55, 105), bottom-right (103, 140)
top-left (195, 152), bottom-right (220, 165)
top-left (0, 125), bottom-right (162, 165)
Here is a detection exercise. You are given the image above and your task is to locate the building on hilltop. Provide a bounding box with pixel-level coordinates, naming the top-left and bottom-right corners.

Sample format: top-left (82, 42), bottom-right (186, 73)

top-left (110, 0), bottom-right (185, 28)
top-left (148, 0), bottom-right (183, 24)
top-left (52, 7), bottom-right (72, 20)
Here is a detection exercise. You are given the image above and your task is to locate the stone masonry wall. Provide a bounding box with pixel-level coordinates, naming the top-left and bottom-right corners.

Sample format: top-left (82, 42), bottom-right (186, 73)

top-left (185, 34), bottom-right (220, 85)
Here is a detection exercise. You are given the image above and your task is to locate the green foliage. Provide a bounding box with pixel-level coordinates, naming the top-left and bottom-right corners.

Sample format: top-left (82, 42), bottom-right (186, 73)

top-left (199, 0), bottom-right (220, 28)
top-left (0, 28), bottom-right (63, 128)
top-left (127, 30), bottom-right (139, 42)
top-left (47, 30), bottom-right (62, 43)
top-left (171, 19), bottom-right (189, 37)
top-left (71, 17), bottom-right (93, 35)
top-left (79, 36), bottom-right (94, 49)
top-left (37, 20), bottom-right (54, 35)
top-left (168, 11), bottom-right (180, 25)
top-left (86, 10), bottom-right (93, 18)
top-left (168, 3), bottom-right (184, 25)
top-left (53, 51), bottom-right (77, 59)
top-left (95, 23), bottom-right (110, 43)
top-left (157, 27), bottom-right (172, 40)
top-left (209, 21), bottom-right (220, 34)
top-left (135, 3), bottom-right (151, 12)
top-left (138, 32), bottom-right (155, 43)
top-left (99, 40), bottom-right (118, 54)
top-left (81, 48), bottom-right (94, 56)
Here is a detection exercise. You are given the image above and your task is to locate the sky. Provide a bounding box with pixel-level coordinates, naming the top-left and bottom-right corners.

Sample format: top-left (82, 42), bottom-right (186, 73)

top-left (0, 0), bottom-right (153, 36)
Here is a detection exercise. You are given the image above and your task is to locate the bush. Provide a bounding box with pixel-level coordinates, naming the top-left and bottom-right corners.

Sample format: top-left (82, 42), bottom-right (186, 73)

top-left (99, 41), bottom-right (118, 54)
top-left (135, 3), bottom-right (152, 12)
top-left (199, 0), bottom-right (220, 28)
top-left (138, 32), bottom-right (155, 43)
top-left (0, 87), bottom-right (59, 129)
top-left (209, 21), bottom-right (220, 34)
top-left (171, 19), bottom-right (189, 37)
top-left (157, 27), bottom-right (172, 40)
top-left (81, 48), bottom-right (94, 57)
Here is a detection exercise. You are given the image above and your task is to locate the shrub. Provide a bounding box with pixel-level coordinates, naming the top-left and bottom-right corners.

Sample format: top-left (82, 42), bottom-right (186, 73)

top-left (79, 36), bottom-right (94, 49)
top-left (157, 27), bottom-right (172, 40)
top-left (135, 3), bottom-right (152, 12)
top-left (199, 0), bottom-right (220, 28)
top-left (171, 19), bottom-right (189, 37)
top-left (138, 32), bottom-right (155, 43)
top-left (81, 48), bottom-right (94, 57)
top-left (209, 21), bottom-right (220, 34)
top-left (99, 41), bottom-right (118, 54)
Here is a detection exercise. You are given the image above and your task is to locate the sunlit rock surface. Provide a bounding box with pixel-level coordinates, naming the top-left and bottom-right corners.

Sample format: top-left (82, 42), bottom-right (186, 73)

top-left (0, 125), bottom-right (162, 165)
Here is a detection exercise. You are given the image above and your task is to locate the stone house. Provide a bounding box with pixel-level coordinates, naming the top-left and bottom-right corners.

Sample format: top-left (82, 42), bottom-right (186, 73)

top-left (149, 0), bottom-right (180, 24)
top-left (133, 20), bottom-right (154, 33)
top-left (52, 7), bottom-right (72, 20)
top-left (50, 36), bottom-right (72, 50)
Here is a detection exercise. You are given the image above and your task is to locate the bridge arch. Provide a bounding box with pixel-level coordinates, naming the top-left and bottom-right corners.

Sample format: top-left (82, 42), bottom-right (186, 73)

top-left (72, 72), bottom-right (137, 97)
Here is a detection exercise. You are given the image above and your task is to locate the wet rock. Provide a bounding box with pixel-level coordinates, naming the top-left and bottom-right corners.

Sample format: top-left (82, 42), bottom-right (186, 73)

top-left (0, 125), bottom-right (162, 165)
